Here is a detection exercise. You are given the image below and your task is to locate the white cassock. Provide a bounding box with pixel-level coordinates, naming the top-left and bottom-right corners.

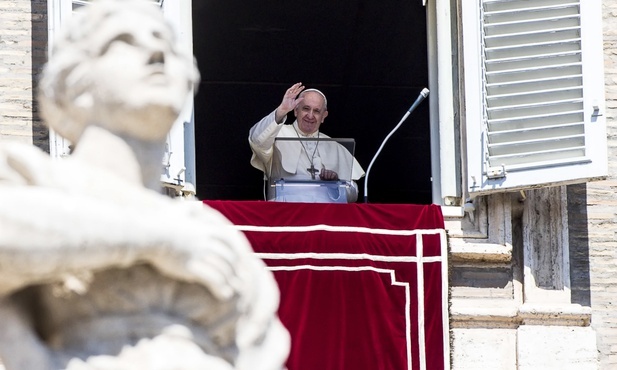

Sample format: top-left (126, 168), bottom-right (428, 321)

top-left (249, 110), bottom-right (365, 202)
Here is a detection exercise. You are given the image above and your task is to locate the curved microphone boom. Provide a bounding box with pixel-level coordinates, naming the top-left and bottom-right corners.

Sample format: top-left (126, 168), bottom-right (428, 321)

top-left (363, 88), bottom-right (429, 203)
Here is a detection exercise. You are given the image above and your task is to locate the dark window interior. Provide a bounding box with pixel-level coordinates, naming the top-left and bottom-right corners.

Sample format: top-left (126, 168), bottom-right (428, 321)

top-left (192, 0), bottom-right (431, 204)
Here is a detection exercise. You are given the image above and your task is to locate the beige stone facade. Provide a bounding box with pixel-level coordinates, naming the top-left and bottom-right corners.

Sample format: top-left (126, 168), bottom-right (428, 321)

top-left (589, 2), bottom-right (617, 367)
top-left (448, 2), bottom-right (617, 369)
top-left (0, 0), bottom-right (48, 150)
top-left (1, 1), bottom-right (616, 369)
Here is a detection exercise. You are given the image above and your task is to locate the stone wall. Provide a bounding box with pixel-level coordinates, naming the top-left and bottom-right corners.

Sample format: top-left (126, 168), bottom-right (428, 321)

top-left (581, 2), bottom-right (617, 368)
top-left (450, 2), bottom-right (615, 369)
top-left (0, 0), bottom-right (48, 150)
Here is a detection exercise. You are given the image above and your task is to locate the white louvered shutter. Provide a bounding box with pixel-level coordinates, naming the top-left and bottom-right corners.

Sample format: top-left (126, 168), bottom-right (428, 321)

top-left (462, 0), bottom-right (606, 196)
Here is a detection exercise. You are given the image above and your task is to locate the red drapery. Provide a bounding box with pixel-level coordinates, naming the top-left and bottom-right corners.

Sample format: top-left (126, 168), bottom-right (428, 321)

top-left (204, 201), bottom-right (448, 370)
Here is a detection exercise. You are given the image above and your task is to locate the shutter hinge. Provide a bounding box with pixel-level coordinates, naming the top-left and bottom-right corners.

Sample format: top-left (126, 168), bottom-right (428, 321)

top-left (485, 164), bottom-right (507, 179)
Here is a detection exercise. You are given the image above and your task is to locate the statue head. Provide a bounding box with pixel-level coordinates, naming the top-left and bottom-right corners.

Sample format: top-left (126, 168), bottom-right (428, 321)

top-left (38, 0), bottom-right (200, 144)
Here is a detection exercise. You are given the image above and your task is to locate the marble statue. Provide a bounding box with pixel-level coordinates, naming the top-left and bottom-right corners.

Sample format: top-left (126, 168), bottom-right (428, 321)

top-left (0, 0), bottom-right (290, 369)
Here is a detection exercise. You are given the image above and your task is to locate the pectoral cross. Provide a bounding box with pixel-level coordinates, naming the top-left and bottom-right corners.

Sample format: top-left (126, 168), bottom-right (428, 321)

top-left (307, 164), bottom-right (319, 180)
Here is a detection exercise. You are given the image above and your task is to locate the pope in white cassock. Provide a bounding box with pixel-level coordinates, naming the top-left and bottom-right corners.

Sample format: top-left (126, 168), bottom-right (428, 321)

top-left (249, 83), bottom-right (365, 203)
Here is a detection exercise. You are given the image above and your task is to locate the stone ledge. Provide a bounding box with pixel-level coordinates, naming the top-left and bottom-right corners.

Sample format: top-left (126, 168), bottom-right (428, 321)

top-left (450, 242), bottom-right (512, 263)
top-left (451, 298), bottom-right (518, 322)
top-left (451, 299), bottom-right (592, 327)
top-left (441, 205), bottom-right (464, 218)
top-left (518, 303), bottom-right (592, 326)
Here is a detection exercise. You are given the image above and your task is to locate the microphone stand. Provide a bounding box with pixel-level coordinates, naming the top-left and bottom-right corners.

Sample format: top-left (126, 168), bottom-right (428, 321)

top-left (363, 88), bottom-right (429, 203)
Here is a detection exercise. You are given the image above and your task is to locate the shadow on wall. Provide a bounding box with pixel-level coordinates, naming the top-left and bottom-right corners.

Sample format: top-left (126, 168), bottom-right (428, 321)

top-left (567, 183), bottom-right (592, 307)
top-left (32, 0), bottom-right (49, 152)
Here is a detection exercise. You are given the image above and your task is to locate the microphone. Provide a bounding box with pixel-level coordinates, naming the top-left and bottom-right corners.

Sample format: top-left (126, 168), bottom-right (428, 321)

top-left (407, 87), bottom-right (430, 115)
top-left (363, 88), bottom-right (429, 203)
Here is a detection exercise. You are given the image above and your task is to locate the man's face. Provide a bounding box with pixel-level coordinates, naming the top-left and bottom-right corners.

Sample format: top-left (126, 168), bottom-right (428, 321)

top-left (294, 91), bottom-right (328, 135)
top-left (85, 11), bottom-right (195, 140)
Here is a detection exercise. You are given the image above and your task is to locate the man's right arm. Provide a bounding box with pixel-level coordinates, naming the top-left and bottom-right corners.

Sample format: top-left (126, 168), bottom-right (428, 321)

top-left (248, 83), bottom-right (306, 173)
top-left (249, 110), bottom-right (286, 152)
top-left (250, 82), bottom-right (306, 149)
top-left (248, 110), bottom-right (286, 174)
